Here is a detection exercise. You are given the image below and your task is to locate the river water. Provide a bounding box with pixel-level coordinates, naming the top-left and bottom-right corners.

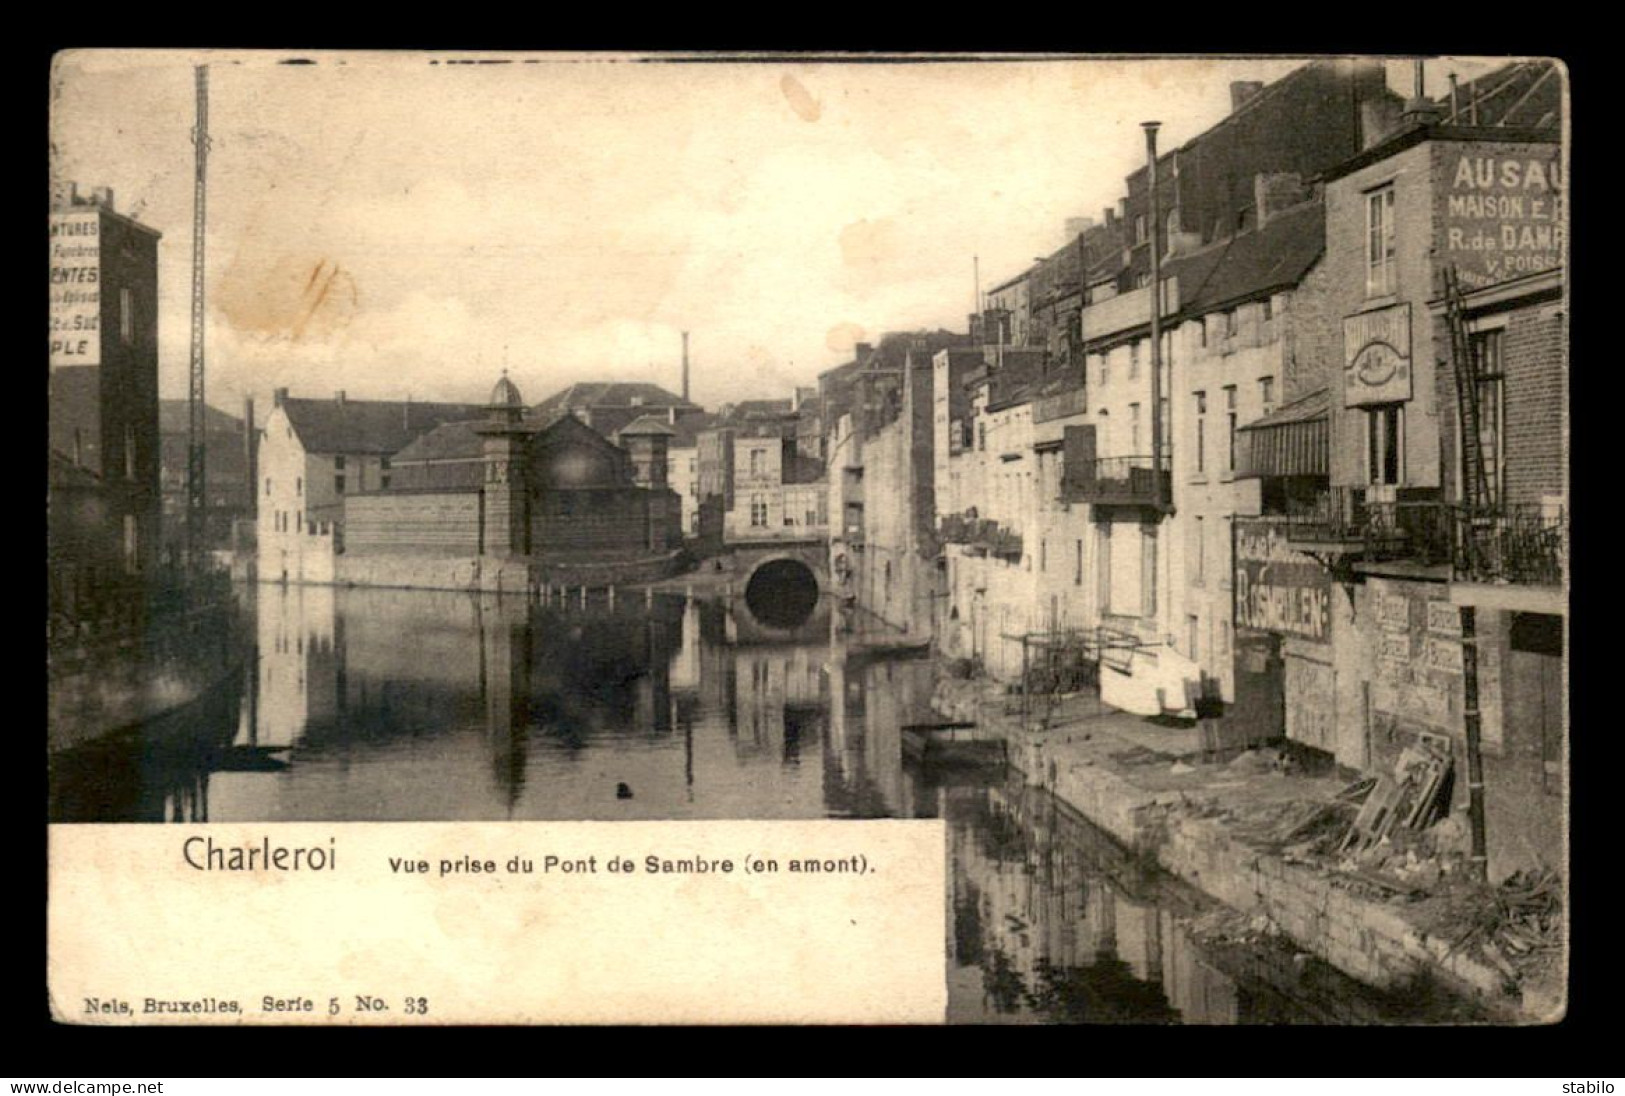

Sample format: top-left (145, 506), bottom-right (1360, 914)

top-left (50, 585), bottom-right (1481, 1024)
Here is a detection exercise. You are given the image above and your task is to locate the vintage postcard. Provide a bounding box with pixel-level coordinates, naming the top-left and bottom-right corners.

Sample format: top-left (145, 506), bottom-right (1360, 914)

top-left (47, 50), bottom-right (1567, 1025)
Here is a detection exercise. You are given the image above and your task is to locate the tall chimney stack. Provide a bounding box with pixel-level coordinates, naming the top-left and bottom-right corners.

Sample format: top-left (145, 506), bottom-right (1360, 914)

top-left (243, 396), bottom-right (257, 518)
top-left (681, 331), bottom-right (690, 402)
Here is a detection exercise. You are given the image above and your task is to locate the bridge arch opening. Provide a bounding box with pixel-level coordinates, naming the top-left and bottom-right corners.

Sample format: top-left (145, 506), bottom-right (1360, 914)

top-left (744, 558), bottom-right (819, 629)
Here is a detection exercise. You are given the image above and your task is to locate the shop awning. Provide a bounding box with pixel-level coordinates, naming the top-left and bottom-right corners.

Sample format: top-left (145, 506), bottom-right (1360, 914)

top-left (1237, 388), bottom-right (1329, 478)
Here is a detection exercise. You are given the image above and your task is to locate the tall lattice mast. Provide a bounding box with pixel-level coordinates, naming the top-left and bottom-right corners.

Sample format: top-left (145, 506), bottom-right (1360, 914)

top-left (186, 64), bottom-right (210, 568)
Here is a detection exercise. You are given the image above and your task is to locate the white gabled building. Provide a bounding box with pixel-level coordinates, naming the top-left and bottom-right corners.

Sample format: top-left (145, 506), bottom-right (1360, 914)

top-left (256, 388), bottom-right (480, 585)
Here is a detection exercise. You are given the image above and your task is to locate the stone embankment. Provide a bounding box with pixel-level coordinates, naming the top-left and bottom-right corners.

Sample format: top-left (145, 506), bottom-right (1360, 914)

top-left (931, 673), bottom-right (1564, 1023)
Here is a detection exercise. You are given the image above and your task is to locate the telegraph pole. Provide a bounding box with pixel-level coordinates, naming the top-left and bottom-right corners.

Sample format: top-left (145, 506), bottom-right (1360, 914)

top-left (186, 64), bottom-right (211, 570)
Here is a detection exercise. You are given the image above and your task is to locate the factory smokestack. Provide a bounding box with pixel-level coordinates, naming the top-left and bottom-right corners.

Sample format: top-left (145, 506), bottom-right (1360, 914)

top-left (681, 331), bottom-right (690, 402)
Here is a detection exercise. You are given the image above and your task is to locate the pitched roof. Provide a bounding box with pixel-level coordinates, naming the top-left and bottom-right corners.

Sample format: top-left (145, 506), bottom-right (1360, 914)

top-left (617, 414), bottom-right (677, 437)
top-left (667, 411), bottom-right (719, 449)
top-left (531, 381), bottom-right (697, 419)
top-left (391, 419), bottom-right (484, 463)
top-left (1440, 59), bottom-right (1562, 129)
top-left (159, 399), bottom-right (242, 436)
top-left (280, 397), bottom-right (482, 456)
top-left (1167, 200), bottom-right (1325, 318)
top-left (725, 398), bottom-right (794, 422)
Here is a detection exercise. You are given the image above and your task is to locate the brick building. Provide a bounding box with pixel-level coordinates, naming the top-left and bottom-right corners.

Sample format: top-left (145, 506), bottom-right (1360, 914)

top-left (48, 184), bottom-right (162, 599)
top-left (1231, 61), bottom-right (1565, 880)
top-left (341, 375), bottom-right (683, 585)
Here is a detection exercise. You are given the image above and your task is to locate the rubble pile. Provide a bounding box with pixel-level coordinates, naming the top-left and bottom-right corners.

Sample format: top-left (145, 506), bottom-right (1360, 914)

top-left (1437, 867), bottom-right (1565, 981)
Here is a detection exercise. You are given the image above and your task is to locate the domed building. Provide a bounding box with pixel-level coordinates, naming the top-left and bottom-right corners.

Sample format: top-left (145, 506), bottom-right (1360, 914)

top-left (338, 371), bottom-right (686, 591)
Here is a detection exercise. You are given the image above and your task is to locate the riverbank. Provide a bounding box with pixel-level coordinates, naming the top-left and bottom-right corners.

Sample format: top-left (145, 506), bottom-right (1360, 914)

top-left (931, 672), bottom-right (1566, 1023)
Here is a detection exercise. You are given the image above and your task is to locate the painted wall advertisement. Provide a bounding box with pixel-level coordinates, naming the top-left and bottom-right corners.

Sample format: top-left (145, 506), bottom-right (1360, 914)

top-left (1441, 149), bottom-right (1565, 291)
top-left (50, 210), bottom-right (101, 366)
top-left (1342, 303), bottom-right (1412, 408)
top-left (1234, 520), bottom-right (1331, 643)
top-left (1370, 579), bottom-right (1461, 733)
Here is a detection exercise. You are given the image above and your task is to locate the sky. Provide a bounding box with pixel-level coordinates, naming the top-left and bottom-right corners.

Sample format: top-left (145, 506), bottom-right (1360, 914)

top-left (49, 51), bottom-right (1511, 416)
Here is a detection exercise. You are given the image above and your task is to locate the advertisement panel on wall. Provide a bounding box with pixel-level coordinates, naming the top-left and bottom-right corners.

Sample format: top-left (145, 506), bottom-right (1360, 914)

top-left (50, 210), bottom-right (101, 366)
top-left (1441, 149), bottom-right (1564, 291)
top-left (1234, 520), bottom-right (1332, 643)
top-left (1342, 303), bottom-right (1412, 408)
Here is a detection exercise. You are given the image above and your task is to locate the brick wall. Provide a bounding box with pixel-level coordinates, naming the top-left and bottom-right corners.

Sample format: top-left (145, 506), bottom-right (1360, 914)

top-left (1501, 304), bottom-right (1566, 507)
top-left (345, 490), bottom-right (482, 556)
top-left (534, 488), bottom-right (656, 556)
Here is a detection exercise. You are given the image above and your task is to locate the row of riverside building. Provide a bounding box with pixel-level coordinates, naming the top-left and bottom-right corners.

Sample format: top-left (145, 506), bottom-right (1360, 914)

top-left (817, 58), bottom-right (1566, 883)
top-left (251, 373), bottom-right (832, 593)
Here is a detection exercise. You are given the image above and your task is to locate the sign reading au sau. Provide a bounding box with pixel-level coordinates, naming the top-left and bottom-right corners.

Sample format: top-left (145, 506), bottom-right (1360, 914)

top-left (1443, 150), bottom-right (1565, 291)
top-left (1234, 521), bottom-right (1332, 643)
top-left (1343, 304), bottom-right (1412, 408)
top-left (50, 211), bottom-right (101, 366)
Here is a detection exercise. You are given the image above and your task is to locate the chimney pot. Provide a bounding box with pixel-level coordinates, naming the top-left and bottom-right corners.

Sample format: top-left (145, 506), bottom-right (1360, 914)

top-left (335, 390), bottom-right (347, 406)
top-left (273, 387), bottom-right (289, 407)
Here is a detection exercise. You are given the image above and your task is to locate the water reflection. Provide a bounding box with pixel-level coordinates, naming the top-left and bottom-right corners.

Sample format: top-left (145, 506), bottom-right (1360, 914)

top-left (53, 586), bottom-right (898, 824)
top-left (49, 584), bottom-right (1478, 1023)
top-left (927, 770), bottom-right (1480, 1024)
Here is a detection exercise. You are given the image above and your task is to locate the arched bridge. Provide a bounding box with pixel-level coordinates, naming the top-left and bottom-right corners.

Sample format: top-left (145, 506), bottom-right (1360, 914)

top-left (723, 538), bottom-right (831, 631)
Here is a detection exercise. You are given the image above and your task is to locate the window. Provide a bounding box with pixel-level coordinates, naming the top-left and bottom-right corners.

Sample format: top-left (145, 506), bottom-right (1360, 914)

top-left (977, 423), bottom-right (986, 452)
top-left (123, 515), bottom-right (139, 573)
top-left (1198, 319), bottom-right (1208, 349)
top-left (296, 476), bottom-right (303, 497)
top-left (1194, 391), bottom-right (1208, 474)
top-left (1135, 214), bottom-right (1147, 244)
top-left (124, 425), bottom-right (136, 481)
top-left (1098, 525), bottom-right (1113, 615)
top-left (296, 512), bottom-right (303, 532)
top-left (334, 455), bottom-right (347, 471)
top-left (1260, 376), bottom-right (1276, 416)
top-left (1188, 614), bottom-right (1201, 660)
top-left (119, 287), bottom-right (134, 344)
top-left (1074, 540), bottom-right (1084, 586)
top-left (1224, 386), bottom-right (1238, 473)
top-left (1141, 525), bottom-right (1158, 619)
top-left (1366, 185), bottom-right (1397, 297)
top-left (1099, 355), bottom-right (1109, 386)
top-left (750, 449), bottom-right (763, 477)
top-left (1040, 539), bottom-right (1047, 573)
top-left (1225, 309), bottom-right (1238, 337)
top-left (1469, 330), bottom-right (1506, 507)
top-left (1262, 297), bottom-right (1274, 322)
top-left (750, 495), bottom-right (768, 527)
top-left (1366, 404), bottom-right (1404, 486)
top-left (1130, 403), bottom-right (1142, 453)
top-left (1129, 341), bottom-right (1141, 379)
top-left (1193, 515), bottom-right (1205, 586)
top-left (335, 475), bottom-right (346, 494)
